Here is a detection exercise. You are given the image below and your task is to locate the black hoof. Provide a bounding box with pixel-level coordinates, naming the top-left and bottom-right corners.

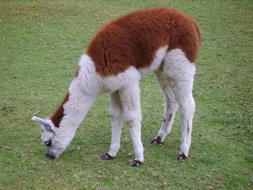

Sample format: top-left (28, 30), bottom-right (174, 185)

top-left (131, 160), bottom-right (143, 167)
top-left (177, 153), bottom-right (187, 161)
top-left (151, 136), bottom-right (162, 145)
top-left (102, 153), bottom-right (115, 160)
top-left (46, 152), bottom-right (56, 160)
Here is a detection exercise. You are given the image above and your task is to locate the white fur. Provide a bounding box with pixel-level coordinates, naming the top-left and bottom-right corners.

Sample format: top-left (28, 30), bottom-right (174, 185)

top-left (108, 91), bottom-right (123, 157)
top-left (46, 55), bottom-right (100, 157)
top-left (163, 49), bottom-right (196, 81)
top-left (119, 79), bottom-right (143, 161)
top-left (162, 48), bottom-right (196, 157)
top-left (42, 48), bottom-right (196, 161)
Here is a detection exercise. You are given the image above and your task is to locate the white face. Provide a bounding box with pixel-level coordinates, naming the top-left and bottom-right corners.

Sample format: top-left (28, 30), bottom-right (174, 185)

top-left (40, 126), bottom-right (55, 145)
top-left (32, 116), bottom-right (63, 159)
top-left (40, 125), bottom-right (65, 159)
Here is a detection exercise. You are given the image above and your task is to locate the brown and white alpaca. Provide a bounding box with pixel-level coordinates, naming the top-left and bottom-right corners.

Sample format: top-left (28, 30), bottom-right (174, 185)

top-left (32, 8), bottom-right (201, 166)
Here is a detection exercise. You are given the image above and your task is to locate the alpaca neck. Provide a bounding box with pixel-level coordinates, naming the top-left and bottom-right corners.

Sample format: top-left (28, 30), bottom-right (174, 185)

top-left (50, 54), bottom-right (100, 139)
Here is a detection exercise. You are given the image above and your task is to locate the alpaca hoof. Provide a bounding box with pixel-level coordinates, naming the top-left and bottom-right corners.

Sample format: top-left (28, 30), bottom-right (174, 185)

top-left (102, 153), bottom-right (115, 160)
top-left (131, 160), bottom-right (143, 167)
top-left (177, 153), bottom-right (187, 161)
top-left (151, 136), bottom-right (162, 145)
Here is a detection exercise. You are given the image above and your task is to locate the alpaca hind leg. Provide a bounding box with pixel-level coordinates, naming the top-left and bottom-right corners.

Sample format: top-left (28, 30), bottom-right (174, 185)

top-left (151, 71), bottom-right (178, 145)
top-left (162, 49), bottom-right (196, 160)
top-left (173, 80), bottom-right (195, 160)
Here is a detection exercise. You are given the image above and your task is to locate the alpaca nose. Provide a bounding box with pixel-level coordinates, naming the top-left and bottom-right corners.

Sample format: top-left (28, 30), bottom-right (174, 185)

top-left (46, 151), bottom-right (56, 159)
top-left (44, 139), bottom-right (52, 147)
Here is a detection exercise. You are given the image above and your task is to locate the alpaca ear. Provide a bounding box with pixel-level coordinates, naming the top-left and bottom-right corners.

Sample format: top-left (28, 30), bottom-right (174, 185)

top-left (31, 116), bottom-right (54, 132)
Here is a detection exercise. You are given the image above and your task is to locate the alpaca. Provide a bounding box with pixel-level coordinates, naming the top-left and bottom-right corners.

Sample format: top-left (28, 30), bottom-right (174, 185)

top-left (32, 8), bottom-right (201, 166)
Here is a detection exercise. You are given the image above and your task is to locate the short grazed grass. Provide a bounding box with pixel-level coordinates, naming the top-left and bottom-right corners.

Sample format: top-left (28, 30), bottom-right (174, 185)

top-left (0, 0), bottom-right (252, 189)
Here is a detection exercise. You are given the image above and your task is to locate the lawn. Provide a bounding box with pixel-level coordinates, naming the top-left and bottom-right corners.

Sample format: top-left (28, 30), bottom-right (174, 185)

top-left (0, 0), bottom-right (252, 189)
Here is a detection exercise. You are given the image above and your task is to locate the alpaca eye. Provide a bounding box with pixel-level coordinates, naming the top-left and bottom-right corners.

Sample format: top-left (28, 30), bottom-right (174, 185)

top-left (44, 139), bottom-right (52, 146)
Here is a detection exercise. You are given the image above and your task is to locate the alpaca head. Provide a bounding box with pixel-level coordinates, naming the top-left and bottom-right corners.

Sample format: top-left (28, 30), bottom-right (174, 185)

top-left (31, 115), bottom-right (65, 159)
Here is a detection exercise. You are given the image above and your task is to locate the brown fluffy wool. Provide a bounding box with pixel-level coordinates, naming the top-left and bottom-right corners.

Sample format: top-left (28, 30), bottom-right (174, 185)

top-left (87, 8), bottom-right (201, 77)
top-left (50, 93), bottom-right (69, 128)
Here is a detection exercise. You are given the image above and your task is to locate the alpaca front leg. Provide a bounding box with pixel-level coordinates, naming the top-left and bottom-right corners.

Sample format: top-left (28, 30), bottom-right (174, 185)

top-left (103, 91), bottom-right (123, 160)
top-left (120, 81), bottom-right (144, 166)
top-left (128, 121), bottom-right (144, 166)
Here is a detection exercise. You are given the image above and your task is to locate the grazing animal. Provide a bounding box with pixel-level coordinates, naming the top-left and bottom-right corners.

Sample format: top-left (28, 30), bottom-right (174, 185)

top-left (32, 8), bottom-right (201, 166)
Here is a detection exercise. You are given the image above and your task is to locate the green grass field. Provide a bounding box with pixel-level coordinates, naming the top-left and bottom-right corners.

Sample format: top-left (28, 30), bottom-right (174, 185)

top-left (0, 0), bottom-right (252, 189)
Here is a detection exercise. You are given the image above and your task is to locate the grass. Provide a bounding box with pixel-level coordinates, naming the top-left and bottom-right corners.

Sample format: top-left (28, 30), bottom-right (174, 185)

top-left (0, 0), bottom-right (252, 189)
